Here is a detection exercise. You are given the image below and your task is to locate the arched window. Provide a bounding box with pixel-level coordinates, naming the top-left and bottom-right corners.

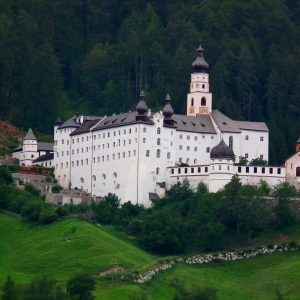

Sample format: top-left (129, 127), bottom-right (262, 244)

top-left (194, 159), bottom-right (197, 164)
top-left (206, 147), bottom-right (210, 153)
top-left (157, 127), bottom-right (161, 134)
top-left (191, 98), bottom-right (194, 106)
top-left (202, 84), bottom-right (205, 89)
top-left (201, 97), bottom-right (206, 106)
top-left (113, 172), bottom-right (117, 178)
top-left (92, 175), bottom-right (96, 181)
top-left (229, 136), bottom-right (233, 149)
top-left (102, 173), bottom-right (106, 180)
top-left (157, 138), bottom-right (161, 145)
top-left (296, 167), bottom-right (300, 177)
top-left (80, 177), bottom-right (84, 183)
top-left (156, 167), bottom-right (160, 175)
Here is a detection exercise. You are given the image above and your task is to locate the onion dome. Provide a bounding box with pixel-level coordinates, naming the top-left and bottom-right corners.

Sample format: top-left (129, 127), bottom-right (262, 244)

top-left (136, 90), bottom-right (148, 115)
top-left (55, 118), bottom-right (63, 126)
top-left (210, 139), bottom-right (235, 160)
top-left (192, 41), bottom-right (209, 74)
top-left (163, 94), bottom-right (174, 118)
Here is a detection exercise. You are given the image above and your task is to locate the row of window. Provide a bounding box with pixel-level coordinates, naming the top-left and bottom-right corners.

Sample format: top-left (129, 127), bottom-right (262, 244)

top-left (179, 134), bottom-right (214, 140)
top-left (244, 135), bottom-right (264, 141)
top-left (171, 166), bottom-right (209, 175)
top-left (237, 166), bottom-right (282, 175)
top-left (179, 145), bottom-right (210, 152)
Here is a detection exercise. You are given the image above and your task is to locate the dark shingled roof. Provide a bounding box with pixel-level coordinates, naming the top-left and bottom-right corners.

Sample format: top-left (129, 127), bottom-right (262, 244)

top-left (58, 115), bottom-right (99, 129)
top-left (37, 142), bottom-right (53, 152)
top-left (33, 153), bottom-right (54, 163)
top-left (211, 110), bottom-right (268, 133)
top-left (210, 139), bottom-right (235, 159)
top-left (70, 118), bottom-right (102, 136)
top-left (91, 111), bottom-right (154, 132)
top-left (172, 114), bottom-right (216, 134)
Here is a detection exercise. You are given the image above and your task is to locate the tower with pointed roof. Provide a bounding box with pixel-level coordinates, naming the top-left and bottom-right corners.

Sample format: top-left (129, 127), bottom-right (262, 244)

top-left (187, 42), bottom-right (212, 116)
top-left (20, 128), bottom-right (38, 166)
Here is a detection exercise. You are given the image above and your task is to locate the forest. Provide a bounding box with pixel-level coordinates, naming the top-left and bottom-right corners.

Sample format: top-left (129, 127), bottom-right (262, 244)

top-left (0, 0), bottom-right (300, 163)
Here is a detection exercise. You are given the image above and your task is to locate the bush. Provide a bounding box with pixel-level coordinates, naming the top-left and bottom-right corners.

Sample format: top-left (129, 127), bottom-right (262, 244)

top-left (0, 167), bottom-right (13, 185)
top-left (56, 205), bottom-right (70, 217)
top-left (21, 199), bottom-right (44, 222)
top-left (39, 205), bottom-right (58, 224)
top-left (67, 274), bottom-right (95, 300)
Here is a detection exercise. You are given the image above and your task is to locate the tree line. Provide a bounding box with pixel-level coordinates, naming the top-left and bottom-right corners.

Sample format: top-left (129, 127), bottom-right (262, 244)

top-left (0, 0), bottom-right (300, 163)
top-left (0, 167), bottom-right (298, 255)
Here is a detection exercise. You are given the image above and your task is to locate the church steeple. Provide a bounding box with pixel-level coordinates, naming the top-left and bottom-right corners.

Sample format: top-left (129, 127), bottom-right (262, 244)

top-left (192, 41), bottom-right (209, 74)
top-left (187, 41), bottom-right (213, 116)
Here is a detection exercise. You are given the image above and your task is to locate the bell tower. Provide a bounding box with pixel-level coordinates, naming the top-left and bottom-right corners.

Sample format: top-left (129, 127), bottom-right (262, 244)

top-left (187, 42), bottom-right (212, 116)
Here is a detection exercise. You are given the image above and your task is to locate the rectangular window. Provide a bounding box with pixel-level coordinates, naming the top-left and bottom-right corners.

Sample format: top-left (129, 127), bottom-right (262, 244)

top-left (254, 167), bottom-right (257, 174)
top-left (179, 145), bottom-right (183, 150)
top-left (171, 168), bottom-right (174, 174)
top-left (167, 152), bottom-right (171, 159)
top-left (143, 138), bottom-right (146, 143)
top-left (269, 168), bottom-right (273, 174)
top-left (238, 166), bottom-right (241, 173)
top-left (277, 168), bottom-right (281, 174)
top-left (178, 168), bottom-right (181, 174)
top-left (262, 167), bottom-right (265, 174)
top-left (146, 150), bottom-right (150, 157)
top-left (194, 147), bottom-right (197, 151)
top-left (246, 167), bottom-right (249, 173)
top-left (191, 168), bottom-right (194, 173)
top-left (185, 168), bottom-right (188, 174)
top-left (198, 167), bottom-right (201, 173)
top-left (187, 146), bottom-right (190, 151)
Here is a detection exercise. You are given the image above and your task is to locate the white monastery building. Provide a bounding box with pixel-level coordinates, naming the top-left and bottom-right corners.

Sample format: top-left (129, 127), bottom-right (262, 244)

top-left (53, 45), bottom-right (285, 206)
top-left (12, 128), bottom-right (54, 168)
top-left (52, 43), bottom-right (288, 207)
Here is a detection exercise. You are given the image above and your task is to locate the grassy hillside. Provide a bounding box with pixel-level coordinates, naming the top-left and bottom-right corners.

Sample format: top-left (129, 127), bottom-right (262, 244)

top-left (0, 214), bottom-right (155, 284)
top-left (1, 213), bottom-right (300, 300)
top-left (91, 251), bottom-right (300, 300)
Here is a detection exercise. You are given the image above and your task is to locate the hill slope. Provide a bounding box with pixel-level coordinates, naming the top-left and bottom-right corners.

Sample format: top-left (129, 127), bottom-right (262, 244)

top-left (1, 213), bottom-right (300, 300)
top-left (0, 214), bottom-right (155, 283)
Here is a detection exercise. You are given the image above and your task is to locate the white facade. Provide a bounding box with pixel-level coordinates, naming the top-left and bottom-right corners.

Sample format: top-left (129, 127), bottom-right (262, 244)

top-left (53, 44), bottom-right (275, 206)
top-left (167, 163), bottom-right (286, 193)
top-left (285, 149), bottom-right (300, 189)
top-left (12, 128), bottom-right (54, 167)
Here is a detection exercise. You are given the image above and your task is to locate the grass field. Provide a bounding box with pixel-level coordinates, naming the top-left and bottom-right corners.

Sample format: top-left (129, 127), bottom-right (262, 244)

top-left (1, 213), bottom-right (300, 300)
top-left (0, 214), bottom-right (155, 284)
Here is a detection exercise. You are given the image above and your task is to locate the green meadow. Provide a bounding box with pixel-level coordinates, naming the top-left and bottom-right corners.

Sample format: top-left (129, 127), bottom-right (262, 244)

top-left (1, 213), bottom-right (300, 299)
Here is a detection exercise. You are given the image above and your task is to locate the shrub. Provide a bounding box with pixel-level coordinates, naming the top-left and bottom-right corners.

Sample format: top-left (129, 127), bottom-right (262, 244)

top-left (39, 205), bottom-right (58, 224)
